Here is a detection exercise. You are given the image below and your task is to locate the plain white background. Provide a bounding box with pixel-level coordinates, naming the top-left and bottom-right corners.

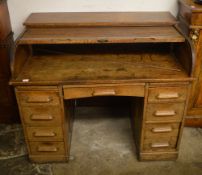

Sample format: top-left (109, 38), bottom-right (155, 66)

top-left (7, 0), bottom-right (178, 39)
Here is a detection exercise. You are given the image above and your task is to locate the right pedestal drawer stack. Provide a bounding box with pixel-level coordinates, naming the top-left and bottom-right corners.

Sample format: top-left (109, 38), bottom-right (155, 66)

top-left (134, 83), bottom-right (189, 161)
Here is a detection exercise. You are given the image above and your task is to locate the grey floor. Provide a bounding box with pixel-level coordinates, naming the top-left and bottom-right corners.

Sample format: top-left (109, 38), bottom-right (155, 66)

top-left (0, 107), bottom-right (202, 175)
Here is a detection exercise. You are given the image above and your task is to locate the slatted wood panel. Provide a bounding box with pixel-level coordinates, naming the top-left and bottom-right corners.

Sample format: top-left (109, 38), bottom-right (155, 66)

top-left (18, 27), bottom-right (185, 44)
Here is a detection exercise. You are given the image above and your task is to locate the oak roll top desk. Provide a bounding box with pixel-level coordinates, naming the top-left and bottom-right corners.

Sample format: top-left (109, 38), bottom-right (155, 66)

top-left (10, 12), bottom-right (195, 162)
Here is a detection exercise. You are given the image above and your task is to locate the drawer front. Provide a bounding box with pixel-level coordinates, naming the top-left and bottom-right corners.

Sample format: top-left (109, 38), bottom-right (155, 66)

top-left (29, 142), bottom-right (65, 155)
top-left (17, 91), bottom-right (60, 106)
top-left (143, 137), bottom-right (177, 152)
top-left (145, 103), bottom-right (185, 122)
top-left (63, 84), bottom-right (145, 99)
top-left (26, 127), bottom-right (63, 141)
top-left (192, 13), bottom-right (202, 26)
top-left (148, 86), bottom-right (187, 103)
top-left (21, 106), bottom-right (62, 125)
top-left (144, 123), bottom-right (180, 139)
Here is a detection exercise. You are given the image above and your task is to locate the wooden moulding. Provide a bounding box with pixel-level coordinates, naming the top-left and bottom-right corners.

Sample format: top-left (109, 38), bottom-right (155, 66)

top-left (29, 155), bottom-right (68, 163)
top-left (139, 151), bottom-right (178, 161)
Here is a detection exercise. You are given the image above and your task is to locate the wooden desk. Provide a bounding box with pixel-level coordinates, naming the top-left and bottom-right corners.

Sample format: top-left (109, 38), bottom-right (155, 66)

top-left (10, 12), bottom-right (194, 162)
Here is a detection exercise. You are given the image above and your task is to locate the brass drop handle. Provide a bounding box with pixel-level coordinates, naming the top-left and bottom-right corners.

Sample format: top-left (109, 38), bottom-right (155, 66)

top-left (156, 93), bottom-right (180, 99)
top-left (37, 146), bottom-right (58, 152)
top-left (152, 126), bottom-right (172, 133)
top-left (92, 89), bottom-right (116, 96)
top-left (191, 34), bottom-right (198, 41)
top-left (154, 110), bottom-right (176, 117)
top-left (34, 131), bottom-right (56, 137)
top-left (25, 96), bottom-right (53, 103)
top-left (190, 29), bottom-right (199, 41)
top-left (30, 114), bottom-right (53, 121)
top-left (151, 142), bottom-right (170, 148)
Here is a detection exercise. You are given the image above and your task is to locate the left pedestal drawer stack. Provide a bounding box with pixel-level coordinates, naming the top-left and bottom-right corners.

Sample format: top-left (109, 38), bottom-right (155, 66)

top-left (15, 86), bottom-right (70, 163)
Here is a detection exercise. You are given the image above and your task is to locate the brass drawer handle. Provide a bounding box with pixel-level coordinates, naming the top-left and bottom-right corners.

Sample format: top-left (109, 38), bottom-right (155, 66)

top-left (92, 89), bottom-right (116, 96)
top-left (30, 114), bottom-right (54, 121)
top-left (154, 110), bottom-right (176, 117)
top-left (34, 131), bottom-right (56, 137)
top-left (151, 126), bottom-right (172, 133)
top-left (156, 93), bottom-right (180, 99)
top-left (25, 96), bottom-right (53, 103)
top-left (37, 146), bottom-right (58, 152)
top-left (151, 142), bottom-right (170, 148)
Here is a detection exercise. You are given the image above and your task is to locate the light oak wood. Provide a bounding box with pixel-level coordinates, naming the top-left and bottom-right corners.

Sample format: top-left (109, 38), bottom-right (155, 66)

top-left (10, 12), bottom-right (194, 162)
top-left (29, 141), bottom-right (65, 155)
top-left (148, 86), bottom-right (188, 103)
top-left (145, 123), bottom-right (180, 138)
top-left (63, 84), bottom-right (145, 99)
top-left (140, 151), bottom-right (178, 161)
top-left (17, 90), bottom-right (60, 105)
top-left (10, 46), bottom-right (192, 86)
top-left (145, 103), bottom-right (185, 123)
top-left (143, 137), bottom-right (177, 152)
top-left (26, 126), bottom-right (63, 141)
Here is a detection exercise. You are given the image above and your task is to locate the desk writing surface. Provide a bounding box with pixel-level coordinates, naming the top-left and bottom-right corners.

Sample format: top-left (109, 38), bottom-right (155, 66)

top-left (13, 48), bottom-right (189, 85)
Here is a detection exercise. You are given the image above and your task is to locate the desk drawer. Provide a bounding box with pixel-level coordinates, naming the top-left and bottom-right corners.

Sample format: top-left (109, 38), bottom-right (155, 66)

top-left (17, 91), bottom-right (60, 106)
top-left (144, 123), bottom-right (180, 139)
top-left (21, 106), bottom-right (62, 125)
top-left (63, 84), bottom-right (145, 99)
top-left (145, 103), bottom-right (185, 122)
top-left (29, 142), bottom-right (65, 155)
top-left (148, 86), bottom-right (187, 103)
top-left (192, 14), bottom-right (202, 26)
top-left (143, 137), bottom-right (177, 152)
top-left (26, 127), bottom-right (63, 141)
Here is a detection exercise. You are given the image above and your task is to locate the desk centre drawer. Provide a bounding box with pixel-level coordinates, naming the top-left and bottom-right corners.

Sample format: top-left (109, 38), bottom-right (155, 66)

top-left (20, 106), bottom-right (63, 125)
top-left (29, 142), bottom-right (65, 155)
top-left (26, 127), bottom-right (63, 141)
top-left (17, 91), bottom-right (60, 106)
top-left (148, 86), bottom-right (187, 103)
top-left (145, 103), bottom-right (185, 122)
top-left (63, 84), bottom-right (145, 99)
